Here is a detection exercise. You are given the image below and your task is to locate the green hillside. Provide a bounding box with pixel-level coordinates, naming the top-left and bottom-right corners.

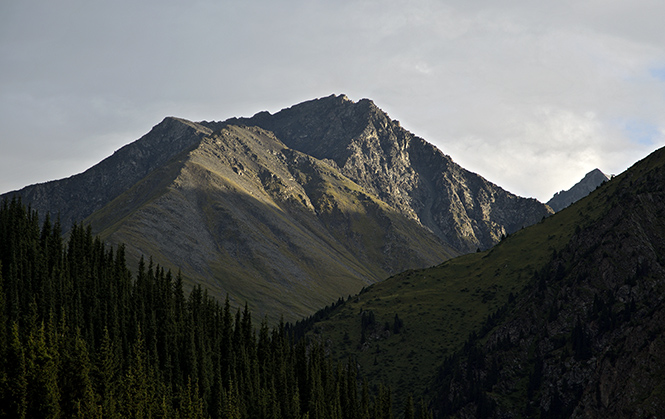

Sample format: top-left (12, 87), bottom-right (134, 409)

top-left (304, 170), bottom-right (614, 408)
top-left (428, 148), bottom-right (665, 416)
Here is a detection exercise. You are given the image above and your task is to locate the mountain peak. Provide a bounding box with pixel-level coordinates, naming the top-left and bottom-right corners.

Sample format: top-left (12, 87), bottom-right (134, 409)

top-left (3, 116), bottom-right (211, 227)
top-left (547, 168), bottom-right (610, 212)
top-left (220, 94), bottom-right (552, 252)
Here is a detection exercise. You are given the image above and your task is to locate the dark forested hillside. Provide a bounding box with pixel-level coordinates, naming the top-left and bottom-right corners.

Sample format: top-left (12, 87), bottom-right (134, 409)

top-left (296, 146), bottom-right (665, 418)
top-left (0, 198), bottom-right (431, 419)
top-left (430, 149), bottom-right (665, 417)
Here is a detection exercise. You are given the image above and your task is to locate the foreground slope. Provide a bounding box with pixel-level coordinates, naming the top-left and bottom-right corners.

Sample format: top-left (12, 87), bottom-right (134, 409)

top-left (304, 146), bottom-right (665, 416)
top-left (87, 124), bottom-right (457, 321)
top-left (432, 148), bottom-right (665, 417)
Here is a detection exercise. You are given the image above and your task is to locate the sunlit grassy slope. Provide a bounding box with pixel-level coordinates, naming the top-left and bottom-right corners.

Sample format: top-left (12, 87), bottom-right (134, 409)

top-left (306, 174), bottom-right (615, 405)
top-left (85, 125), bottom-right (458, 322)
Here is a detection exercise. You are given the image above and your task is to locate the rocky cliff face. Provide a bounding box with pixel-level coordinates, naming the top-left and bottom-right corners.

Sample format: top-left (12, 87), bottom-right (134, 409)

top-left (224, 94), bottom-right (552, 252)
top-left (547, 168), bottom-right (609, 212)
top-left (431, 152), bottom-right (665, 417)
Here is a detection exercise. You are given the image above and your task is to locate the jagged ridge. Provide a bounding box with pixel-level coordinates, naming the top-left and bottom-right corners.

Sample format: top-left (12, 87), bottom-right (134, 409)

top-left (5, 117), bottom-right (211, 227)
top-left (222, 94), bottom-right (552, 252)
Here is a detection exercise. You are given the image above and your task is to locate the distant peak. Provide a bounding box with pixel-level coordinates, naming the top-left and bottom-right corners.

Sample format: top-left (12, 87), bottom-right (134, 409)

top-left (547, 168), bottom-right (610, 212)
top-left (583, 168), bottom-right (609, 180)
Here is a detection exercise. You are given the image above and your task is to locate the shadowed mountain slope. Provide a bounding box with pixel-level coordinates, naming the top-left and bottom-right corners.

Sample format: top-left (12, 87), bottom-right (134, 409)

top-left (5, 117), bottom-right (211, 228)
top-left (431, 150), bottom-right (665, 417)
top-left (301, 146), bottom-right (665, 417)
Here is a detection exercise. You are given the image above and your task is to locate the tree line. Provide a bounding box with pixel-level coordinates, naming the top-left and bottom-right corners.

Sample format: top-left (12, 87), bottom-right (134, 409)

top-left (0, 197), bottom-right (431, 419)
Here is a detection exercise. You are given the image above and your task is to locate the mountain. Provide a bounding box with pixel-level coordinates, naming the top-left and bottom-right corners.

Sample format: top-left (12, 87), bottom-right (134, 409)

top-left (303, 146), bottom-right (665, 416)
top-left (547, 168), bottom-right (609, 212)
top-left (2, 94), bottom-right (552, 320)
top-left (431, 153), bottom-right (665, 417)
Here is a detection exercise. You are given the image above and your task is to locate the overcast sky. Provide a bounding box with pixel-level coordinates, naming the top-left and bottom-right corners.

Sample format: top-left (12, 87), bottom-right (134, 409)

top-left (2, 0), bottom-right (665, 201)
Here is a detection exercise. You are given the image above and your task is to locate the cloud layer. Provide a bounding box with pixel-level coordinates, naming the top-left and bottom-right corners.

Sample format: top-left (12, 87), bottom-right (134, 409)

top-left (2, 0), bottom-right (665, 200)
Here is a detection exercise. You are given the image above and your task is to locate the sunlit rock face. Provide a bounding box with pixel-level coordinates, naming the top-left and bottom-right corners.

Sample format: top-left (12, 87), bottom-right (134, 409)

top-left (224, 94), bottom-right (553, 253)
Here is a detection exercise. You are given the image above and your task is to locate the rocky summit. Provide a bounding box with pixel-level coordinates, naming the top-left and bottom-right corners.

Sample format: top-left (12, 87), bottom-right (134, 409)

top-left (2, 94), bottom-right (552, 320)
top-left (547, 168), bottom-right (610, 212)
top-left (221, 94), bottom-right (552, 252)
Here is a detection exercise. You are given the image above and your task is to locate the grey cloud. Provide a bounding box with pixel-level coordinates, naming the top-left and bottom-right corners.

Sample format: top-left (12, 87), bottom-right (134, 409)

top-left (1, 0), bottom-right (665, 201)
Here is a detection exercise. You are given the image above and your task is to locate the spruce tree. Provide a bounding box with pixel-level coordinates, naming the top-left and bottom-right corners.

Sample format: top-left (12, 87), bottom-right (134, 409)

top-left (96, 327), bottom-right (119, 418)
top-left (25, 321), bottom-right (61, 418)
top-left (123, 326), bottom-right (150, 418)
top-left (403, 394), bottom-right (415, 419)
top-left (4, 322), bottom-right (28, 418)
top-left (60, 328), bottom-right (98, 418)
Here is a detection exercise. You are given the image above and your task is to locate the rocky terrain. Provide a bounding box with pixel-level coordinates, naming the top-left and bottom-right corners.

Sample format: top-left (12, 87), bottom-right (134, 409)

top-left (547, 168), bottom-right (610, 212)
top-left (300, 145), bottom-right (665, 417)
top-left (5, 117), bottom-right (210, 228)
top-left (222, 94), bottom-right (552, 252)
top-left (85, 124), bottom-right (457, 320)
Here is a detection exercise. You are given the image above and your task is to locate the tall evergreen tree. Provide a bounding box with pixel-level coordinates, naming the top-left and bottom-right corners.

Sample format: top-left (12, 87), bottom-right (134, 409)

top-left (96, 327), bottom-right (120, 418)
top-left (123, 326), bottom-right (150, 418)
top-left (25, 321), bottom-right (61, 419)
top-left (4, 322), bottom-right (28, 418)
top-left (403, 394), bottom-right (415, 419)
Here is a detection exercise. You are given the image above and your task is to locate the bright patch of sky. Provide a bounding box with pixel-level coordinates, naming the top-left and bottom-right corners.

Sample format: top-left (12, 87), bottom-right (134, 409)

top-left (623, 120), bottom-right (662, 146)
top-left (650, 67), bottom-right (665, 81)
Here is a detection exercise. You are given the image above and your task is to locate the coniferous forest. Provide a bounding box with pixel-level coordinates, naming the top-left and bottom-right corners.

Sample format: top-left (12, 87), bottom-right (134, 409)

top-left (0, 198), bottom-right (431, 419)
